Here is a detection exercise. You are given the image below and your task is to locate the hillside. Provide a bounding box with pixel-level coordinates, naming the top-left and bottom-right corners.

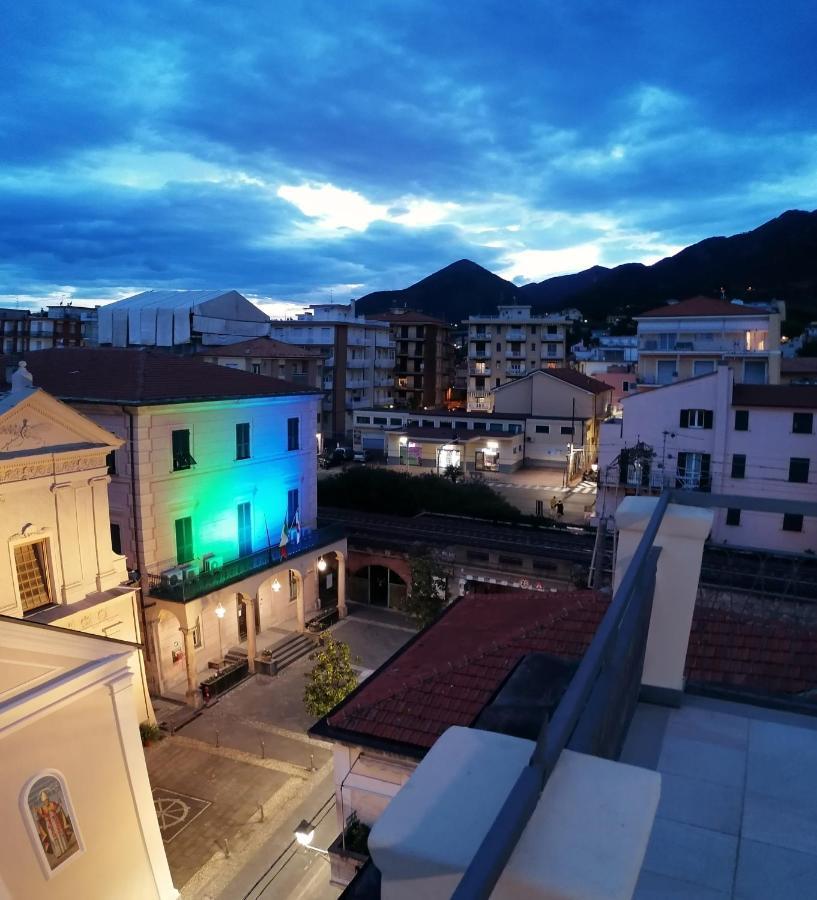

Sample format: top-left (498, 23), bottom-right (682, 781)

top-left (355, 209), bottom-right (817, 325)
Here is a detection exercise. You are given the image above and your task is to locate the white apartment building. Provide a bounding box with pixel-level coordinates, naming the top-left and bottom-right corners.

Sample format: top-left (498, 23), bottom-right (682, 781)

top-left (0, 362), bottom-right (152, 723)
top-left (465, 306), bottom-right (570, 411)
top-left (21, 348), bottom-right (347, 707)
top-left (635, 296), bottom-right (783, 387)
top-left (270, 301), bottom-right (395, 441)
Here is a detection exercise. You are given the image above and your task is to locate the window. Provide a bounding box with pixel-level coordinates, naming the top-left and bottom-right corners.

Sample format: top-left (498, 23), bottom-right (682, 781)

top-left (530, 325), bottom-right (537, 335)
top-left (676, 452), bottom-right (711, 491)
top-left (373, 416), bottom-right (387, 425)
top-left (726, 508), bottom-right (741, 526)
top-left (561, 426), bottom-right (573, 436)
top-left (455, 421), bottom-right (469, 429)
top-left (390, 417), bottom-right (402, 426)
top-left (237, 502), bottom-right (252, 557)
top-left (251, 363), bottom-right (261, 375)
top-left (793, 413), bottom-right (814, 434)
top-left (422, 419), bottom-right (434, 428)
top-left (106, 450), bottom-right (117, 475)
top-left (496, 342), bottom-right (501, 352)
top-left (357, 415), bottom-right (371, 424)
top-left (466, 549), bottom-right (489, 562)
top-left (473, 422), bottom-right (487, 431)
top-left (535, 425), bottom-right (550, 434)
top-left (498, 555), bottom-right (523, 566)
top-left (547, 325), bottom-right (557, 335)
top-left (530, 343), bottom-right (536, 352)
top-left (110, 523), bottom-right (122, 555)
top-left (287, 417), bottom-right (300, 451)
top-left (656, 361), bottom-right (676, 385)
top-left (289, 570), bottom-right (298, 602)
top-left (693, 360), bottom-right (715, 376)
top-left (192, 617), bottom-right (203, 648)
top-left (547, 343), bottom-right (558, 355)
top-left (731, 454), bottom-right (746, 479)
top-left (474, 450), bottom-right (499, 472)
top-left (623, 381), bottom-right (630, 392)
top-left (789, 457), bottom-right (810, 483)
top-left (734, 410), bottom-right (749, 431)
top-left (15, 540), bottom-right (53, 613)
top-left (175, 517), bottom-right (194, 564)
top-left (679, 409), bottom-right (713, 429)
top-left (236, 422), bottom-right (250, 460)
top-left (489, 423), bottom-right (503, 433)
top-left (533, 559), bottom-right (557, 572)
top-left (172, 429), bottom-right (196, 471)
top-left (287, 489), bottom-right (299, 526)
top-left (783, 513), bottom-right (803, 532)
top-left (495, 378), bottom-right (501, 387)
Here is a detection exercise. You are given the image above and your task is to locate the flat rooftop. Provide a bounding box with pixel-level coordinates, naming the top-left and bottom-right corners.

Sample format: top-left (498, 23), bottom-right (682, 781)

top-left (622, 695), bottom-right (817, 899)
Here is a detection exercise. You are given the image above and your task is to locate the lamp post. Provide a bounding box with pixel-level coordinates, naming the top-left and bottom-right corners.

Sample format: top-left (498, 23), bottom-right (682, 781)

top-left (294, 820), bottom-right (328, 856)
top-left (317, 556), bottom-right (327, 572)
top-left (215, 602), bottom-right (226, 670)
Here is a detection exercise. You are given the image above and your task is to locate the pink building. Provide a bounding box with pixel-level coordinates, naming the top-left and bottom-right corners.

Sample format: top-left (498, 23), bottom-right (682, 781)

top-left (597, 365), bottom-right (817, 553)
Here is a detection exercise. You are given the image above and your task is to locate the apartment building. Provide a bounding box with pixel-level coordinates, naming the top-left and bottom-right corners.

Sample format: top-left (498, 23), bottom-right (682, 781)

top-left (20, 348), bottom-right (347, 706)
top-left (465, 305), bottom-right (569, 411)
top-left (635, 295), bottom-right (783, 387)
top-left (366, 309), bottom-right (453, 409)
top-left (0, 304), bottom-right (97, 354)
top-left (198, 336), bottom-right (324, 390)
top-left (270, 302), bottom-right (394, 442)
top-left (0, 362), bottom-right (151, 723)
top-left (597, 364), bottom-right (816, 553)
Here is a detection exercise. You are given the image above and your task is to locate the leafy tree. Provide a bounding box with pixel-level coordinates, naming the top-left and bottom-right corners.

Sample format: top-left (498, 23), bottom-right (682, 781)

top-left (303, 634), bottom-right (358, 718)
top-left (444, 463), bottom-right (463, 483)
top-left (405, 554), bottom-right (449, 629)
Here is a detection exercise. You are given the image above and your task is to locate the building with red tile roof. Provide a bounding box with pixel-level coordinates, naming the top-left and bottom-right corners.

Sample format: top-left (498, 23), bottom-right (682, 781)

top-left (197, 337), bottom-right (325, 393)
top-left (637, 296), bottom-right (774, 319)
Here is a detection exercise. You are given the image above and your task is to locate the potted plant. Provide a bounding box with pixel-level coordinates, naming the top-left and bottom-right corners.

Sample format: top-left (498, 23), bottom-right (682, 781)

top-left (327, 812), bottom-right (370, 887)
top-left (139, 721), bottom-right (163, 748)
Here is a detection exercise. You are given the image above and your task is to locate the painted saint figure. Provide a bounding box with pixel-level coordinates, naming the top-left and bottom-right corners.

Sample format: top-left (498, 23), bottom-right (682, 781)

top-left (27, 776), bottom-right (79, 870)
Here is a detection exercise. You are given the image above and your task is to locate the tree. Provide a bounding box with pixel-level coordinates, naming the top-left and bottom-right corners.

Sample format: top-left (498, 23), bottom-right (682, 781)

top-left (444, 463), bottom-right (463, 483)
top-left (303, 634), bottom-right (358, 718)
top-left (405, 554), bottom-right (449, 629)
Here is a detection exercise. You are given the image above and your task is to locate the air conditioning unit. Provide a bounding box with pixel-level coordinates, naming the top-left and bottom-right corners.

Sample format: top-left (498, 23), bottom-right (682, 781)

top-left (160, 563), bottom-right (199, 585)
top-left (202, 554), bottom-right (224, 573)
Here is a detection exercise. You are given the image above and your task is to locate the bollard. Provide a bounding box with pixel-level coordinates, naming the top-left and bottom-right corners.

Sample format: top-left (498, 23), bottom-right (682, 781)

top-left (260, 739), bottom-right (265, 759)
top-left (215, 730), bottom-right (220, 748)
top-left (310, 752), bottom-right (315, 771)
top-left (258, 802), bottom-right (265, 823)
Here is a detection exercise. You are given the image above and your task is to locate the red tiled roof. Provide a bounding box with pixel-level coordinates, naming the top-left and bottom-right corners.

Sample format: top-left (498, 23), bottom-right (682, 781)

top-left (539, 367), bottom-right (613, 395)
top-left (638, 296), bottom-right (772, 319)
top-left (12, 347), bottom-right (322, 404)
top-left (686, 608), bottom-right (817, 694)
top-left (326, 590), bottom-right (607, 751)
top-left (732, 383), bottom-right (817, 409)
top-left (198, 337), bottom-right (323, 359)
top-left (322, 589), bottom-right (817, 754)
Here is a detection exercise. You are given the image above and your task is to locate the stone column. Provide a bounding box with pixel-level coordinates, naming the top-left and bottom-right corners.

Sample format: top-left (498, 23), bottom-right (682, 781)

top-left (296, 573), bottom-right (306, 632)
top-left (88, 474), bottom-right (117, 591)
top-left (239, 594), bottom-right (256, 673)
top-left (145, 611), bottom-right (164, 696)
top-left (614, 496), bottom-right (714, 704)
top-left (179, 626), bottom-right (200, 708)
top-left (51, 481), bottom-right (84, 602)
top-left (337, 553), bottom-right (348, 618)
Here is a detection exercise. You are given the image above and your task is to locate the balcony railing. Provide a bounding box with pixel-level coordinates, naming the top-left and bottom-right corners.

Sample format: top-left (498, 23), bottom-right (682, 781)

top-left (147, 524), bottom-right (346, 603)
top-left (469, 366), bottom-right (491, 376)
top-left (505, 350), bottom-right (525, 360)
top-left (452, 496), bottom-right (665, 900)
top-left (504, 330), bottom-right (526, 341)
top-left (639, 338), bottom-right (768, 353)
top-left (347, 358), bottom-right (369, 369)
top-left (470, 330), bottom-right (492, 340)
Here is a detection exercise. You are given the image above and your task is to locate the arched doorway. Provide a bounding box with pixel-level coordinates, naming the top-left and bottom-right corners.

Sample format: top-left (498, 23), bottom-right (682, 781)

top-left (352, 565), bottom-right (407, 608)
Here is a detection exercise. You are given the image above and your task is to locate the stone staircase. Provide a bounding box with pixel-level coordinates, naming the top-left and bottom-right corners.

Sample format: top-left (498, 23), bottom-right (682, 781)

top-left (225, 632), bottom-right (317, 676)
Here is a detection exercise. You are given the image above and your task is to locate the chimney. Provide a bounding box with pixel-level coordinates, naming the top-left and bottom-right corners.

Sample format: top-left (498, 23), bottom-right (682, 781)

top-left (10, 360), bottom-right (34, 395)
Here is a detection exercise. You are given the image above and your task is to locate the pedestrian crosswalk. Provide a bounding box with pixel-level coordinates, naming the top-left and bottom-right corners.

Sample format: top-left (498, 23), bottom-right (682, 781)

top-left (492, 479), bottom-right (598, 494)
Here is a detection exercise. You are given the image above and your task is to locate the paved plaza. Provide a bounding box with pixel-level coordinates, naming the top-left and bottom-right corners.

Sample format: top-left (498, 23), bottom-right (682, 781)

top-left (145, 606), bottom-right (416, 898)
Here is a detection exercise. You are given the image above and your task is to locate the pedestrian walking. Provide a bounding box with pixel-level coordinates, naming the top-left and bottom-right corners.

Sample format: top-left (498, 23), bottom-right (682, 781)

top-left (555, 500), bottom-right (564, 519)
top-left (550, 495), bottom-right (558, 512)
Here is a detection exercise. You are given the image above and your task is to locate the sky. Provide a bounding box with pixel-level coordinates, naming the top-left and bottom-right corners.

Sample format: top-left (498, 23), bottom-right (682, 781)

top-left (3, 1), bottom-right (817, 317)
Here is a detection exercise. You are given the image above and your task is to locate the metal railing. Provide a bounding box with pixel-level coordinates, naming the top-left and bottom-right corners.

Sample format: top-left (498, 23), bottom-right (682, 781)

top-left (452, 493), bottom-right (667, 900)
top-left (147, 524), bottom-right (346, 603)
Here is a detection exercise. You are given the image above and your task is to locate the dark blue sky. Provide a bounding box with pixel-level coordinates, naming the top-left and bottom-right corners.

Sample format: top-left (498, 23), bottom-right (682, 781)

top-left (3, 1), bottom-right (816, 313)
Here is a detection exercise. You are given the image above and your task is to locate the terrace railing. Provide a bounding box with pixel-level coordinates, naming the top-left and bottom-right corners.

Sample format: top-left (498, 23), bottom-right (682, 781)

top-left (147, 524), bottom-right (346, 603)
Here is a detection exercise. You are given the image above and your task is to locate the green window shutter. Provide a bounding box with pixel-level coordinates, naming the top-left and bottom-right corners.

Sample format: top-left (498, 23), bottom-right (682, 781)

top-left (175, 517), bottom-right (193, 564)
top-left (679, 410), bottom-right (689, 428)
top-left (703, 410), bottom-right (714, 429)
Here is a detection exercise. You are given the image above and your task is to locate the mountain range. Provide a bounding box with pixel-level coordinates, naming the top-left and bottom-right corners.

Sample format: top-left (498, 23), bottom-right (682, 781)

top-left (355, 209), bottom-right (817, 326)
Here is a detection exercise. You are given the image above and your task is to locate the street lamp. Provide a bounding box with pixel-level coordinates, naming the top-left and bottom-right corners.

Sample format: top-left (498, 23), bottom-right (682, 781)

top-left (317, 556), bottom-right (327, 572)
top-left (294, 820), bottom-right (328, 855)
top-left (271, 576), bottom-right (281, 592)
top-left (215, 602), bottom-right (226, 669)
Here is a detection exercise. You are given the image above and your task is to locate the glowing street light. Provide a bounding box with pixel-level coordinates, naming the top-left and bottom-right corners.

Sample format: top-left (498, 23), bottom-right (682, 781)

top-left (215, 602), bottom-right (226, 669)
top-left (271, 576), bottom-right (281, 592)
top-left (317, 556), bottom-right (327, 572)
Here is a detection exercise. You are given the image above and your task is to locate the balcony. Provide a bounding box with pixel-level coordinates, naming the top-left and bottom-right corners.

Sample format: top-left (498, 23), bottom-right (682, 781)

top-left (504, 329), bottom-right (526, 341)
top-left (506, 366), bottom-right (526, 377)
top-left (469, 365), bottom-right (491, 377)
top-left (374, 356), bottom-right (395, 368)
top-left (147, 524), bottom-right (346, 603)
top-left (347, 358), bottom-right (369, 369)
top-left (470, 330), bottom-right (492, 340)
top-left (540, 346), bottom-right (564, 358)
top-left (469, 350), bottom-right (491, 360)
top-left (355, 488), bottom-right (817, 899)
top-left (639, 336), bottom-right (768, 354)
top-left (505, 350), bottom-right (525, 360)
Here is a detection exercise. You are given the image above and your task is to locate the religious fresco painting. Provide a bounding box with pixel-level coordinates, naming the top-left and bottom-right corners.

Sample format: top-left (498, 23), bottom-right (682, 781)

top-left (26, 775), bottom-right (81, 872)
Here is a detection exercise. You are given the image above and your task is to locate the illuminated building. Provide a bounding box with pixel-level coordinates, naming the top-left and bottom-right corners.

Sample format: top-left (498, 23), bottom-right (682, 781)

top-left (19, 348), bottom-right (347, 706)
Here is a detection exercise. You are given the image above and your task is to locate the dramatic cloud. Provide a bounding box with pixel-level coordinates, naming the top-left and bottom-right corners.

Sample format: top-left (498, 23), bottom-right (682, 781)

top-left (2, 0), bottom-right (817, 308)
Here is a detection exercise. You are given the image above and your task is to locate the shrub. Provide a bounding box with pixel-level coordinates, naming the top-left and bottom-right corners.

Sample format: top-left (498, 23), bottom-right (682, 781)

top-left (304, 634), bottom-right (359, 718)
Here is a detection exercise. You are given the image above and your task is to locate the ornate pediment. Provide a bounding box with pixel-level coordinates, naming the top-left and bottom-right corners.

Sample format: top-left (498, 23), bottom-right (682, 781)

top-left (0, 389), bottom-right (120, 463)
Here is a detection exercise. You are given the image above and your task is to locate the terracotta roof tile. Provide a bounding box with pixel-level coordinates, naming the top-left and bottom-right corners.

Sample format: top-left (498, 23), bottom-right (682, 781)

top-left (12, 347), bottom-right (321, 404)
top-left (199, 337), bottom-right (324, 359)
top-left (638, 296), bottom-right (773, 319)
